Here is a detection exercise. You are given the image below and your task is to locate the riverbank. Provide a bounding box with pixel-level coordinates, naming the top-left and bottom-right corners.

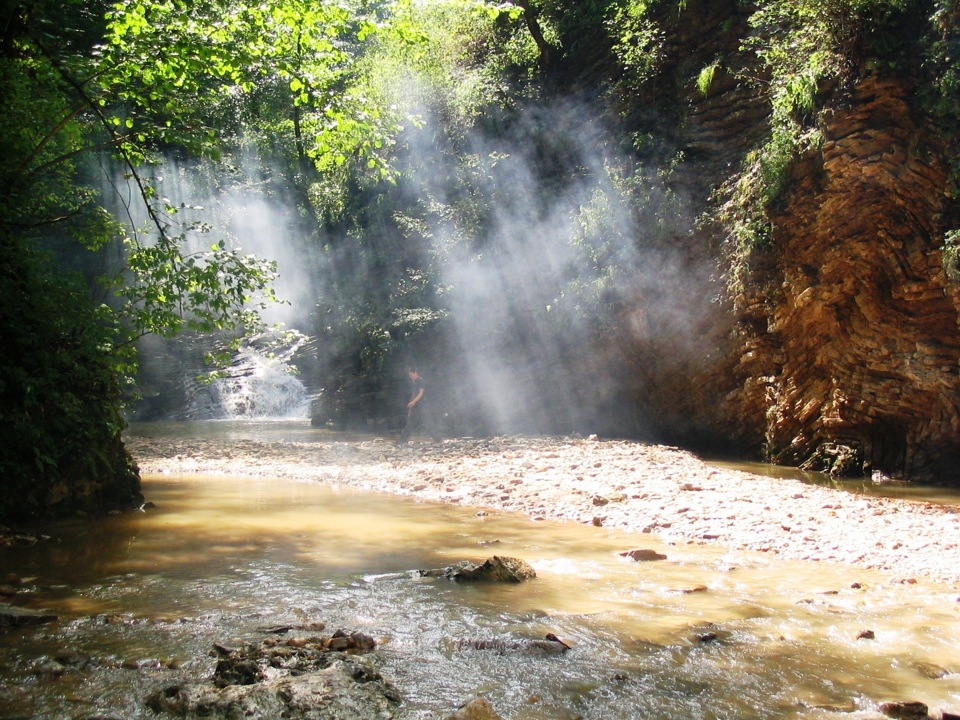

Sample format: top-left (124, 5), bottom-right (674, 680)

top-left (125, 432), bottom-right (960, 588)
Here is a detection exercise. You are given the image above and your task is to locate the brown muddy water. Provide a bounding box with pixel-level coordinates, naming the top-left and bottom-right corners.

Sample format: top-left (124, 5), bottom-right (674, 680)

top-left (2, 445), bottom-right (960, 718)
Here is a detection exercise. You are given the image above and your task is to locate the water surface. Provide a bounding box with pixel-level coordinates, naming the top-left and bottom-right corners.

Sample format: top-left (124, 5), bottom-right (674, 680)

top-left (2, 469), bottom-right (959, 719)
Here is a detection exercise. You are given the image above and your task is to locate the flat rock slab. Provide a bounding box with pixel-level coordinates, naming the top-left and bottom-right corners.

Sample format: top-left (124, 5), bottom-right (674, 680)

top-left (0, 603), bottom-right (57, 628)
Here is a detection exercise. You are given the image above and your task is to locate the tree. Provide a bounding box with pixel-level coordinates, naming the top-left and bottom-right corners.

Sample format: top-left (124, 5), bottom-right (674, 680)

top-left (0, 0), bottom-right (395, 519)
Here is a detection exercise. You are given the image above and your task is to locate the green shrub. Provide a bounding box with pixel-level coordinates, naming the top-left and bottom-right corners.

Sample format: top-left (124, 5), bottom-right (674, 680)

top-left (0, 238), bottom-right (141, 522)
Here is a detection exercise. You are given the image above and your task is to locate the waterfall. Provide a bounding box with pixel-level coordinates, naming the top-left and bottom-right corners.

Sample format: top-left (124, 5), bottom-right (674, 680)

top-left (188, 348), bottom-right (310, 420)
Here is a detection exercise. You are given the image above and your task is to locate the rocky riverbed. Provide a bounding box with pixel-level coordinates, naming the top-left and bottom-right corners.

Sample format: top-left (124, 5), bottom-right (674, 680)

top-left (125, 433), bottom-right (960, 589)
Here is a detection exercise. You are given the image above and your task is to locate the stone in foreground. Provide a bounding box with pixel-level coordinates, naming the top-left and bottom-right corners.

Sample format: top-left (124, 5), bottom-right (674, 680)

top-left (419, 556), bottom-right (537, 583)
top-left (447, 696), bottom-right (506, 719)
top-left (147, 632), bottom-right (398, 720)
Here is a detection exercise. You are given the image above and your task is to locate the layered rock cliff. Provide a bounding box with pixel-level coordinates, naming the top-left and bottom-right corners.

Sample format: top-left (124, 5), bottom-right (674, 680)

top-left (731, 73), bottom-right (960, 479)
top-left (604, 1), bottom-right (960, 480)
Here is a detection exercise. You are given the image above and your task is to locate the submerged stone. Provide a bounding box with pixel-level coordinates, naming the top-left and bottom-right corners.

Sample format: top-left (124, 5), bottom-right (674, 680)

top-left (451, 633), bottom-right (571, 656)
top-left (0, 603), bottom-right (57, 628)
top-left (446, 696), bottom-right (506, 719)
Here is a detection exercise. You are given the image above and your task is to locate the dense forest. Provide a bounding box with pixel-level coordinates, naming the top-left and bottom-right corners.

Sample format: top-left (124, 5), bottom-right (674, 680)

top-left (1, 0), bottom-right (958, 521)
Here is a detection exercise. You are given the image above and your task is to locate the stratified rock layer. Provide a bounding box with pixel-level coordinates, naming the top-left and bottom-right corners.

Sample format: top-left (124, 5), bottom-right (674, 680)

top-left (610, 0), bottom-right (960, 480)
top-left (727, 74), bottom-right (960, 479)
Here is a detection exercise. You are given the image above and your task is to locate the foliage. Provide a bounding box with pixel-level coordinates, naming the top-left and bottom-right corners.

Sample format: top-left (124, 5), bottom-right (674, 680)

top-left (608, 0), bottom-right (666, 87)
top-left (696, 60), bottom-right (720, 97)
top-left (922, 0), bottom-right (960, 126)
top-left (715, 0), bottom-right (915, 292)
top-left (0, 236), bottom-right (141, 519)
top-left (943, 229), bottom-right (960, 281)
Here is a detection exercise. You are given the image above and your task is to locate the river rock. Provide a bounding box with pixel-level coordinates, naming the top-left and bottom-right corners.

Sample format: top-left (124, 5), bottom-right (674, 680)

top-left (620, 549), bottom-right (667, 562)
top-left (914, 661), bottom-right (950, 679)
top-left (879, 700), bottom-right (930, 719)
top-left (446, 696), bottom-right (506, 719)
top-left (147, 631), bottom-right (399, 720)
top-left (420, 556), bottom-right (536, 583)
top-left (0, 603), bottom-right (57, 627)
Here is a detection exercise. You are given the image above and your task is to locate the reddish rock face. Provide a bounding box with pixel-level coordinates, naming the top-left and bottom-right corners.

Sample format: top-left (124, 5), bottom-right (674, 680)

top-left (604, 2), bottom-right (960, 480)
top-left (729, 74), bottom-right (960, 479)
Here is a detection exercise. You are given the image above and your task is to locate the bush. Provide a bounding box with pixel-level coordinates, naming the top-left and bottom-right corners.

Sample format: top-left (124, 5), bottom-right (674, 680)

top-left (0, 237), bottom-right (141, 522)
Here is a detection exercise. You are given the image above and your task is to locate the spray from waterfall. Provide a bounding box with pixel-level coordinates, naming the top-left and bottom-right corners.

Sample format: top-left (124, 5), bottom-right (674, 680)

top-left (188, 337), bottom-right (312, 420)
top-left (109, 152), bottom-right (318, 421)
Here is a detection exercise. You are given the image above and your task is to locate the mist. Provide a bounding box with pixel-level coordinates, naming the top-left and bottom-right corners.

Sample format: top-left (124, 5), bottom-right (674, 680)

top-left (372, 95), bottom-right (704, 437)
top-left (111, 91), bottom-right (710, 434)
top-left (108, 153), bottom-right (318, 420)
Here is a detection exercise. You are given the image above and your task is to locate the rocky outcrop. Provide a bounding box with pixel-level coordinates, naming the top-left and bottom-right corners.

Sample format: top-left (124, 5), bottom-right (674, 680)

top-left (727, 74), bottom-right (960, 479)
top-left (148, 631), bottom-right (399, 720)
top-left (607, 0), bottom-right (960, 481)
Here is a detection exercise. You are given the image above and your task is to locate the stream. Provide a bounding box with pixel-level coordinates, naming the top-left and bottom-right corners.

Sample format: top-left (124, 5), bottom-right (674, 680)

top-left (2, 426), bottom-right (960, 719)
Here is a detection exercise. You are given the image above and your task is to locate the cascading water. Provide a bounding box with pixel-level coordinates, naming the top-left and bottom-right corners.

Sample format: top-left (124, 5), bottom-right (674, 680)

top-left (187, 348), bottom-right (310, 419)
top-left (100, 153), bottom-right (324, 422)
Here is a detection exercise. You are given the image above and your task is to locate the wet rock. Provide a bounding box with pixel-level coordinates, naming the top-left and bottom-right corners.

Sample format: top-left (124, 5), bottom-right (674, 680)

top-left (32, 659), bottom-right (66, 677)
top-left (915, 661), bottom-right (951, 679)
top-left (0, 603), bottom-right (57, 628)
top-left (54, 650), bottom-right (95, 669)
top-left (451, 633), bottom-right (571, 656)
top-left (420, 556), bottom-right (536, 583)
top-left (447, 696), bottom-right (506, 719)
top-left (620, 549), bottom-right (667, 562)
top-left (800, 443), bottom-right (863, 478)
top-left (690, 622), bottom-right (730, 644)
top-left (149, 631), bottom-right (398, 720)
top-left (261, 622), bottom-right (327, 635)
top-left (0, 530), bottom-right (40, 548)
top-left (879, 700), bottom-right (929, 719)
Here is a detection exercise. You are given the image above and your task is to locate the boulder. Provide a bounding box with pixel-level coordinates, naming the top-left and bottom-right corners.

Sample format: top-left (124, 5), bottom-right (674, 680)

top-left (419, 556), bottom-right (536, 583)
top-left (447, 696), bottom-right (506, 719)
